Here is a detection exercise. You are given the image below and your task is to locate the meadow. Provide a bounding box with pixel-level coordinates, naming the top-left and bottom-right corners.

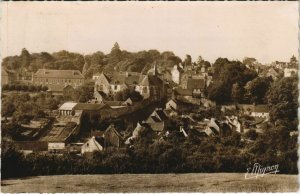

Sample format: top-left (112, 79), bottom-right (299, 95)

top-left (1, 173), bottom-right (298, 192)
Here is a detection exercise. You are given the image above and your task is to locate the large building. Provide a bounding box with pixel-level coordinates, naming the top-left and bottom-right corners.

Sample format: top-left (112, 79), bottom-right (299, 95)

top-left (33, 69), bottom-right (85, 88)
top-left (1, 68), bottom-right (17, 85)
top-left (93, 65), bottom-right (165, 100)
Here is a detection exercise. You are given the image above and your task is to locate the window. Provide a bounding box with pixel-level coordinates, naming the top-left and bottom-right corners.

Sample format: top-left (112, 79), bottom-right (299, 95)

top-left (114, 85), bottom-right (118, 90)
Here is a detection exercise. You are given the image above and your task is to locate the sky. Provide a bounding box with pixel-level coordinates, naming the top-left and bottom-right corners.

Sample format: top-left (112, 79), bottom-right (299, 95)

top-left (1, 2), bottom-right (298, 64)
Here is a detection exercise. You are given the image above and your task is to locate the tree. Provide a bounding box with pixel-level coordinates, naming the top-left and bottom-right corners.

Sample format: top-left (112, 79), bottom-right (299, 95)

top-left (109, 42), bottom-right (122, 63)
top-left (289, 55), bottom-right (298, 68)
top-left (20, 48), bottom-right (31, 69)
top-left (197, 56), bottom-right (204, 66)
top-left (245, 129), bottom-right (258, 140)
top-left (72, 82), bottom-right (94, 103)
top-left (208, 58), bottom-right (257, 103)
top-left (113, 88), bottom-right (143, 102)
top-left (242, 57), bottom-right (257, 67)
top-left (267, 77), bottom-right (298, 125)
top-left (2, 101), bottom-right (15, 119)
top-left (207, 81), bottom-right (231, 104)
top-left (183, 55), bottom-right (192, 67)
top-left (231, 83), bottom-right (244, 103)
top-left (245, 77), bottom-right (272, 104)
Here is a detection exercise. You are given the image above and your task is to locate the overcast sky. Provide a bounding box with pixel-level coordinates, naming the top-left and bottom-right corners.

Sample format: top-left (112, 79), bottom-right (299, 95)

top-left (1, 2), bottom-right (298, 64)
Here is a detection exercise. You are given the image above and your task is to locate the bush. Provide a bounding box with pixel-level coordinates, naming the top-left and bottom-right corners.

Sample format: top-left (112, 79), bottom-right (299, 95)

top-left (245, 129), bottom-right (258, 140)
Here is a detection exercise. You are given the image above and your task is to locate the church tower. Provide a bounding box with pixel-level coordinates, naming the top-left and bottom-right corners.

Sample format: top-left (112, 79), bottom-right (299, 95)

top-left (153, 63), bottom-right (158, 76)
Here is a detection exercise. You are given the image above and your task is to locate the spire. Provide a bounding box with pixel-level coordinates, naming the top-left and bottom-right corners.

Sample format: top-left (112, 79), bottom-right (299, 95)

top-left (154, 63), bottom-right (158, 76)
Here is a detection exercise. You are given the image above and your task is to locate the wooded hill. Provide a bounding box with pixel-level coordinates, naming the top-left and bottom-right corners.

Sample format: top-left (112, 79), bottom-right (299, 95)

top-left (2, 42), bottom-right (187, 78)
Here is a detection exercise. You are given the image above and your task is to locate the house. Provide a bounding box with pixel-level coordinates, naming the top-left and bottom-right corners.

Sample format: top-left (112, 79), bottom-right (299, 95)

top-left (92, 72), bottom-right (102, 80)
top-left (81, 136), bottom-right (104, 155)
top-left (237, 104), bottom-right (269, 119)
top-left (221, 104), bottom-right (237, 112)
top-left (250, 105), bottom-right (269, 119)
top-left (284, 68), bottom-right (298, 77)
top-left (171, 65), bottom-right (183, 84)
top-left (18, 71), bottom-right (33, 83)
top-left (47, 84), bottom-right (75, 96)
top-left (104, 98), bottom-right (132, 109)
top-left (265, 68), bottom-right (279, 80)
top-left (94, 72), bottom-right (140, 95)
top-left (1, 67), bottom-right (17, 85)
top-left (33, 69), bottom-right (85, 88)
top-left (225, 116), bottom-right (243, 133)
top-left (174, 88), bottom-right (193, 97)
top-left (14, 141), bottom-right (48, 154)
top-left (135, 74), bottom-right (165, 100)
top-left (103, 124), bottom-right (123, 148)
top-left (186, 78), bottom-right (206, 98)
top-left (58, 102), bottom-right (78, 116)
top-left (161, 70), bottom-right (173, 83)
top-left (141, 109), bottom-right (169, 134)
top-left (48, 142), bottom-right (66, 154)
top-left (67, 143), bottom-right (84, 154)
top-left (125, 122), bottom-right (156, 144)
top-left (146, 108), bottom-right (168, 123)
top-left (73, 103), bottom-right (110, 114)
top-left (204, 118), bottom-right (233, 136)
top-left (165, 98), bottom-right (195, 113)
top-left (93, 90), bottom-right (109, 103)
top-left (94, 70), bottom-right (165, 100)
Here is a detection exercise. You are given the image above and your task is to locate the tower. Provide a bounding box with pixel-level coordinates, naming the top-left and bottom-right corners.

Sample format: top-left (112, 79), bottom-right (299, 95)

top-left (153, 63), bottom-right (158, 76)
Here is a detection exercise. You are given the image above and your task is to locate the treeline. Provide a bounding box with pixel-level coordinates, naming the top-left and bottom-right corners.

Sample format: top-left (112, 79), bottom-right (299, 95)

top-left (2, 43), bottom-right (184, 79)
top-left (2, 83), bottom-right (48, 92)
top-left (2, 123), bottom-right (297, 179)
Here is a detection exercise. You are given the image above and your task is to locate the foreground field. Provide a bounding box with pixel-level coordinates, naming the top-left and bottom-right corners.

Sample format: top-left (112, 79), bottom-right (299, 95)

top-left (1, 173), bottom-right (298, 192)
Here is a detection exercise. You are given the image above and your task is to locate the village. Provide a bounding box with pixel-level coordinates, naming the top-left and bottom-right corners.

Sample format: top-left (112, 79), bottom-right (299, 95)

top-left (1, 50), bottom-right (298, 158)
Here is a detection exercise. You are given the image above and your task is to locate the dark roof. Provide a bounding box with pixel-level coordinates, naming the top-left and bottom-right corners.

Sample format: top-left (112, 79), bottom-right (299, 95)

top-left (187, 78), bottom-right (206, 90)
top-left (253, 105), bottom-right (269, 113)
top-left (174, 88), bottom-right (193, 96)
top-left (34, 69), bottom-right (85, 79)
top-left (105, 101), bottom-right (125, 106)
top-left (148, 75), bottom-right (163, 85)
top-left (171, 98), bottom-right (196, 106)
top-left (105, 124), bottom-right (123, 139)
top-left (154, 109), bottom-right (168, 121)
top-left (15, 141), bottom-right (48, 151)
top-left (237, 104), bottom-right (269, 113)
top-left (146, 122), bottom-right (165, 132)
top-left (73, 103), bottom-right (109, 111)
top-left (47, 84), bottom-right (74, 92)
top-left (91, 130), bottom-right (105, 137)
top-left (106, 72), bottom-right (143, 85)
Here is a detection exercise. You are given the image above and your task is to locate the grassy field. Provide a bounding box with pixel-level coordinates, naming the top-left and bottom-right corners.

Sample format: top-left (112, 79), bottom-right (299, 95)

top-left (1, 173), bottom-right (298, 192)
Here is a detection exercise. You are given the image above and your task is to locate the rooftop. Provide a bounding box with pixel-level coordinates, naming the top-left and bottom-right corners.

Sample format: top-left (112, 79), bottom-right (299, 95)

top-left (34, 69), bottom-right (85, 79)
top-left (59, 102), bottom-right (78, 111)
top-left (74, 103), bottom-right (109, 111)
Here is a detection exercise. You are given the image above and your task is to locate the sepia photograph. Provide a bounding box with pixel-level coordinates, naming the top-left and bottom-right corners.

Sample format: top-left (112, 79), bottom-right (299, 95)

top-left (0, 1), bottom-right (299, 193)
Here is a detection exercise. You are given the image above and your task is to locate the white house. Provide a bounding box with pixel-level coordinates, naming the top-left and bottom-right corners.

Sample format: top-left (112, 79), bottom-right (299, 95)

top-left (58, 102), bottom-right (78, 116)
top-left (48, 142), bottom-right (65, 153)
top-left (81, 136), bottom-right (103, 155)
top-left (284, 68), bottom-right (298, 77)
top-left (250, 105), bottom-right (269, 119)
top-left (171, 65), bottom-right (182, 84)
